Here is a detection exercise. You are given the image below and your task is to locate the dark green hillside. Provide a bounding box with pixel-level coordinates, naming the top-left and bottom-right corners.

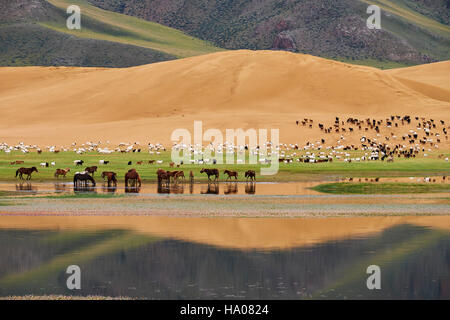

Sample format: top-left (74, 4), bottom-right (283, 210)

top-left (0, 0), bottom-right (219, 67)
top-left (0, 23), bottom-right (176, 67)
top-left (89, 0), bottom-right (450, 68)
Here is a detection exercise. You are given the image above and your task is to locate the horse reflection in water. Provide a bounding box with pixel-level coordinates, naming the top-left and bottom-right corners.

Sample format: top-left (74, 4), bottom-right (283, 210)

top-left (245, 182), bottom-right (256, 194)
top-left (157, 183), bottom-right (184, 194)
top-left (224, 182), bottom-right (238, 195)
top-left (125, 186), bottom-right (141, 194)
top-left (102, 185), bottom-right (118, 194)
top-left (201, 182), bottom-right (219, 195)
top-left (54, 183), bottom-right (68, 193)
top-left (74, 185), bottom-right (97, 194)
top-left (15, 182), bottom-right (37, 193)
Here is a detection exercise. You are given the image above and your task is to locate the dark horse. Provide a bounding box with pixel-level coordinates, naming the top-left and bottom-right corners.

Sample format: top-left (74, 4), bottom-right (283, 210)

top-left (73, 173), bottom-right (96, 187)
top-left (157, 169), bottom-right (170, 186)
top-left (101, 171), bottom-right (118, 187)
top-left (15, 167), bottom-right (38, 180)
top-left (85, 166), bottom-right (98, 176)
top-left (200, 168), bottom-right (219, 181)
top-left (224, 170), bottom-right (238, 180)
top-left (125, 169), bottom-right (142, 187)
top-left (245, 170), bottom-right (256, 181)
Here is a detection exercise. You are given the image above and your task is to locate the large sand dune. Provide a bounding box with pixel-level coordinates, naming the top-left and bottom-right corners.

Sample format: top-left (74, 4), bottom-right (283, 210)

top-left (0, 50), bottom-right (448, 146)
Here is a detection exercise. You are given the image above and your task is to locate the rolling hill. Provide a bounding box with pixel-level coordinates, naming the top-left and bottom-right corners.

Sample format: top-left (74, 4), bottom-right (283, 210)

top-left (0, 50), bottom-right (448, 145)
top-left (88, 0), bottom-right (450, 68)
top-left (0, 0), bottom-right (221, 67)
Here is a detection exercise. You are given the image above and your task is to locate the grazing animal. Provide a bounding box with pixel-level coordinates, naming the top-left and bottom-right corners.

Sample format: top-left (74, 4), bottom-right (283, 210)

top-left (167, 171), bottom-right (180, 182)
top-left (99, 160), bottom-right (110, 165)
top-left (54, 168), bottom-right (70, 178)
top-left (74, 160), bottom-right (84, 166)
top-left (40, 162), bottom-right (49, 167)
top-left (174, 171), bottom-right (185, 182)
top-left (148, 160), bottom-right (156, 164)
top-left (102, 171), bottom-right (118, 187)
top-left (137, 161), bottom-right (143, 165)
top-left (125, 169), bottom-right (142, 187)
top-left (157, 169), bottom-right (170, 185)
top-left (128, 161), bottom-right (132, 165)
top-left (245, 170), bottom-right (256, 181)
top-left (10, 160), bottom-right (24, 165)
top-left (73, 173), bottom-right (96, 187)
top-left (15, 167), bottom-right (38, 180)
top-left (169, 162), bottom-right (175, 168)
top-left (224, 170), bottom-right (238, 180)
top-left (85, 166), bottom-right (98, 176)
top-left (200, 168), bottom-right (219, 181)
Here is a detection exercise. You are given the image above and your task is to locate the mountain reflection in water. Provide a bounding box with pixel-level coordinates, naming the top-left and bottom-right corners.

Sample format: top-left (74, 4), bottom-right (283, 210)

top-left (0, 218), bottom-right (449, 299)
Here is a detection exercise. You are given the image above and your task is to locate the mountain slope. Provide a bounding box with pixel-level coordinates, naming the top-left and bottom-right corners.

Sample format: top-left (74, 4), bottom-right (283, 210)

top-left (0, 0), bottom-right (220, 67)
top-left (88, 0), bottom-right (450, 68)
top-left (0, 50), bottom-right (448, 145)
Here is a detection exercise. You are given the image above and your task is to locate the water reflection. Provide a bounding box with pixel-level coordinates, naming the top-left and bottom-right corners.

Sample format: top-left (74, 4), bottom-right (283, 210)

top-left (74, 186), bottom-right (97, 194)
top-left (15, 183), bottom-right (37, 193)
top-left (125, 186), bottom-right (141, 194)
top-left (245, 182), bottom-right (256, 195)
top-left (0, 221), bottom-right (448, 299)
top-left (102, 185), bottom-right (117, 194)
top-left (224, 182), bottom-right (238, 195)
top-left (201, 182), bottom-right (219, 195)
top-left (54, 183), bottom-right (68, 193)
top-left (157, 184), bottom-right (184, 194)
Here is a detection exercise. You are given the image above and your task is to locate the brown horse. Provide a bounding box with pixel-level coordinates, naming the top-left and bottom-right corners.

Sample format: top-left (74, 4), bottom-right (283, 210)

top-left (10, 160), bottom-right (24, 165)
top-left (101, 171), bottom-right (118, 187)
top-left (157, 169), bottom-right (170, 185)
top-left (245, 170), bottom-right (256, 181)
top-left (200, 168), bottom-right (219, 181)
top-left (85, 166), bottom-right (98, 176)
top-left (125, 169), bottom-right (142, 187)
top-left (224, 170), bottom-right (238, 180)
top-left (167, 171), bottom-right (180, 182)
top-left (173, 171), bottom-right (185, 182)
top-left (16, 167), bottom-right (38, 180)
top-left (54, 168), bottom-right (70, 178)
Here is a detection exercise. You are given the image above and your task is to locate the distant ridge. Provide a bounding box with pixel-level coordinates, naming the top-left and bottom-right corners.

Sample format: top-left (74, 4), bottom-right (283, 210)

top-left (88, 0), bottom-right (450, 68)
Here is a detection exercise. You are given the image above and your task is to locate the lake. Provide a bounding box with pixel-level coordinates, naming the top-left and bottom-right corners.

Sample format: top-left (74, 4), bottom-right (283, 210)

top-left (0, 216), bottom-right (449, 299)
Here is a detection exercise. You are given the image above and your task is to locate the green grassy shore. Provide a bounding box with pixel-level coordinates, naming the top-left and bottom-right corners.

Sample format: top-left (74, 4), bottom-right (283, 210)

top-left (1, 150), bottom-right (449, 183)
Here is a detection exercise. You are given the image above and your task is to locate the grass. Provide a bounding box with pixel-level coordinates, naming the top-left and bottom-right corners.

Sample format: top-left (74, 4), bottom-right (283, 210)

top-left (43, 0), bottom-right (222, 58)
top-left (313, 183), bottom-right (450, 195)
top-left (1, 150), bottom-right (449, 183)
top-left (358, 0), bottom-right (450, 36)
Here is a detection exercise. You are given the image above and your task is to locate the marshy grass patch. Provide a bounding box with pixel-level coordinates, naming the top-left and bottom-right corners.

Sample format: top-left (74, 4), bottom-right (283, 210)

top-left (312, 182), bottom-right (450, 195)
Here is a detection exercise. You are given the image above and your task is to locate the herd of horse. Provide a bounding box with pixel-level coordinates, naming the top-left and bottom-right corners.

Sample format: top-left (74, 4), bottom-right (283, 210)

top-left (14, 164), bottom-right (257, 188)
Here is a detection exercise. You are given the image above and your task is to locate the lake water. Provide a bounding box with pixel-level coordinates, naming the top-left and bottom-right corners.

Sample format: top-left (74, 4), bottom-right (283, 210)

top-left (0, 216), bottom-right (449, 299)
top-left (1, 181), bottom-right (324, 196)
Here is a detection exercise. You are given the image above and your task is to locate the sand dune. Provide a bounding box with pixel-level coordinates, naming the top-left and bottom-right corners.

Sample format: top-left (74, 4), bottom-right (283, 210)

top-left (385, 61), bottom-right (450, 103)
top-left (0, 50), bottom-right (448, 145)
